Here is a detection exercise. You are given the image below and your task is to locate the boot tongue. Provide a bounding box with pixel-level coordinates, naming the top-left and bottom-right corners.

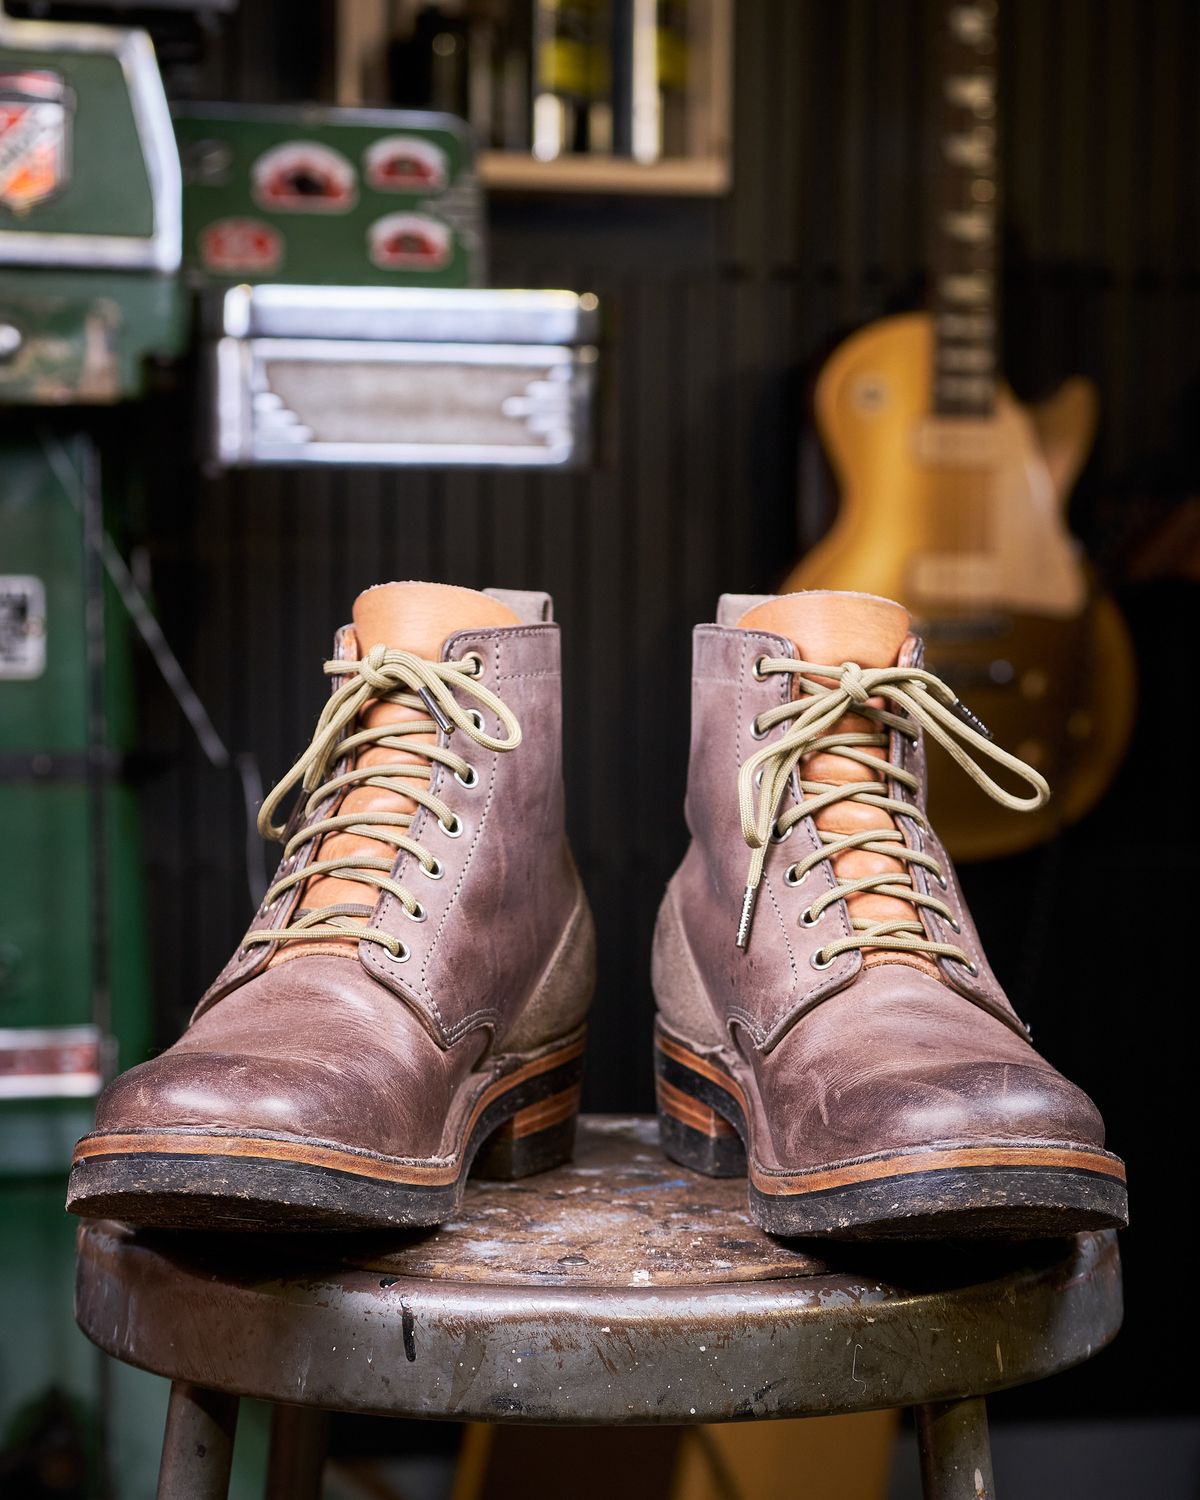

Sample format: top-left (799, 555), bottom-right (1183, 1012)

top-left (735, 590), bottom-right (909, 666)
top-left (273, 583), bottom-right (519, 965)
top-left (736, 591), bottom-right (937, 979)
top-left (352, 581), bottom-right (519, 656)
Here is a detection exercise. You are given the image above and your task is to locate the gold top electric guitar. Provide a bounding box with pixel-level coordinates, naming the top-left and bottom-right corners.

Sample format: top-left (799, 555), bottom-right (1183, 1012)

top-left (783, 0), bottom-right (1135, 861)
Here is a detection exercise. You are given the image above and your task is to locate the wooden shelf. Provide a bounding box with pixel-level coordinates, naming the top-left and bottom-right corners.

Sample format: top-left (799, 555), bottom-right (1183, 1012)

top-left (477, 151), bottom-right (730, 197)
top-left (336, 0), bottom-right (733, 201)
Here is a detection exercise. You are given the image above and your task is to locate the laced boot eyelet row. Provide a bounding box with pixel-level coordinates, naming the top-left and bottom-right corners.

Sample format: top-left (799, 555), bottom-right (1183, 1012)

top-left (733, 652), bottom-right (1049, 958)
top-left (242, 643), bottom-right (522, 960)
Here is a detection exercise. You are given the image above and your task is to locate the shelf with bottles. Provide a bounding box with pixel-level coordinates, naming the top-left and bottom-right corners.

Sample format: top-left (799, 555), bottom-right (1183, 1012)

top-left (336, 0), bottom-right (733, 197)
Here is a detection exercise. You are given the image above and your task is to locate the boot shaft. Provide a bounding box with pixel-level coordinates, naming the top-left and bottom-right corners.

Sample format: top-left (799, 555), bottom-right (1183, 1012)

top-left (201, 584), bottom-right (585, 1051)
top-left (669, 592), bottom-right (1024, 1051)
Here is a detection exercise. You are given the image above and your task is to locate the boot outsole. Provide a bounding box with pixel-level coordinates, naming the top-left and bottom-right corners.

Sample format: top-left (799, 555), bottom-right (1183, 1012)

top-left (655, 1027), bottom-right (1129, 1241)
top-left (66, 1035), bottom-right (584, 1233)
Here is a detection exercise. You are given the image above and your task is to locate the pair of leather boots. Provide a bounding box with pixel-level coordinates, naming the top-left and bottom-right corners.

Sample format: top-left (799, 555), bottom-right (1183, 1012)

top-left (67, 581), bottom-right (1127, 1241)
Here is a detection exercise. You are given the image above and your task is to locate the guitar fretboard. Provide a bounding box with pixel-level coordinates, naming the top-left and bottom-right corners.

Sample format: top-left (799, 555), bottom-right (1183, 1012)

top-left (930, 0), bottom-right (999, 418)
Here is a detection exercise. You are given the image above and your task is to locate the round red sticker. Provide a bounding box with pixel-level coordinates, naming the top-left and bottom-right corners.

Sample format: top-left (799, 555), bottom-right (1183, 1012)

top-left (199, 217), bottom-right (283, 274)
top-left (251, 142), bottom-right (357, 213)
top-left (364, 136), bottom-right (448, 192)
top-left (367, 213), bottom-right (452, 271)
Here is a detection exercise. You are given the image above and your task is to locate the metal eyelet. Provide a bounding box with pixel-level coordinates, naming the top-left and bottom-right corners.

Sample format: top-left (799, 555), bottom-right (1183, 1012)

top-left (784, 865), bottom-right (805, 887)
top-left (957, 957), bottom-right (979, 976)
top-left (422, 857), bottom-right (444, 880)
top-left (770, 823), bottom-right (793, 844)
top-left (945, 915), bottom-right (961, 933)
top-left (439, 814), bottom-right (464, 838)
top-left (467, 708), bottom-right (485, 731)
top-left (810, 948), bottom-right (835, 970)
top-left (405, 903), bottom-right (427, 923)
top-left (455, 765), bottom-right (479, 789)
top-left (752, 655), bottom-right (769, 680)
top-left (461, 652), bottom-right (485, 678)
top-left (749, 717), bottom-right (768, 741)
top-left (753, 766), bottom-right (764, 788)
top-left (800, 906), bottom-right (821, 927)
top-left (935, 870), bottom-right (949, 890)
top-left (388, 941), bottom-right (411, 963)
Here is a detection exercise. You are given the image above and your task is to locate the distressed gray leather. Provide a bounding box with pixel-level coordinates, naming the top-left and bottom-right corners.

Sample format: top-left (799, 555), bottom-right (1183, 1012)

top-left (92, 610), bottom-right (594, 1157)
top-left (361, 623), bottom-right (583, 1047)
top-left (653, 609), bottom-right (1110, 1171)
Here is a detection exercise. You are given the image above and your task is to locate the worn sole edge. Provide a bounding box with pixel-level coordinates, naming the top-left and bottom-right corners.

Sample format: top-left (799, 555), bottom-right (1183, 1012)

top-left (654, 1029), bottom-right (1129, 1237)
top-left (66, 1036), bottom-right (584, 1230)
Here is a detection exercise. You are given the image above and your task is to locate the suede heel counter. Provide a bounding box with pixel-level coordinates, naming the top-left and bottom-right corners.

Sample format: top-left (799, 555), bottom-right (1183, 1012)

top-left (652, 880), bottom-right (725, 1047)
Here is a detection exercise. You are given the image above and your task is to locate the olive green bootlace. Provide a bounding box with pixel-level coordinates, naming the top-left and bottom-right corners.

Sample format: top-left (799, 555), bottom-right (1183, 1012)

top-left (245, 643), bottom-right (521, 958)
top-left (736, 657), bottom-right (1049, 962)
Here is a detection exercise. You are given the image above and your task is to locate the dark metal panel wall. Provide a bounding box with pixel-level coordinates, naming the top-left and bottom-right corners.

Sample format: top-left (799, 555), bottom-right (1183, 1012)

top-left (134, 5), bottom-right (1192, 1415)
top-left (142, 0), bottom-right (1196, 1082)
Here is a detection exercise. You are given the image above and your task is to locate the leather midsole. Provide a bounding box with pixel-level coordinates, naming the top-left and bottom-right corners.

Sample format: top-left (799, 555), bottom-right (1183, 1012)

top-left (656, 1028), bottom-right (1127, 1197)
top-left (73, 1036), bottom-right (584, 1189)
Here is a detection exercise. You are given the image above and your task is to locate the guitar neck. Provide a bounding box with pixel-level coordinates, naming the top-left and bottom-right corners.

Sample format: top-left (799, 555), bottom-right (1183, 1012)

top-left (930, 0), bottom-right (1000, 419)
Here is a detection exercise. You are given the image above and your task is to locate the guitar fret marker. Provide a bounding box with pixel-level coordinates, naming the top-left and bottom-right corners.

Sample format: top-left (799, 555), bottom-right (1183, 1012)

top-left (950, 5), bottom-right (997, 50)
top-left (944, 128), bottom-right (995, 169)
top-left (940, 273), bottom-right (993, 304)
top-left (941, 208), bottom-right (995, 244)
top-left (945, 73), bottom-right (996, 112)
top-left (938, 314), bottom-right (994, 339)
top-left (939, 346), bottom-right (993, 373)
top-left (937, 374), bottom-right (992, 402)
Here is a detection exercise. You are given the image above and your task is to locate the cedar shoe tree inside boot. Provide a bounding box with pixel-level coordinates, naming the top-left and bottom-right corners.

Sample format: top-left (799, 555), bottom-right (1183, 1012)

top-left (67, 582), bottom-right (595, 1231)
top-left (652, 589), bottom-right (1127, 1239)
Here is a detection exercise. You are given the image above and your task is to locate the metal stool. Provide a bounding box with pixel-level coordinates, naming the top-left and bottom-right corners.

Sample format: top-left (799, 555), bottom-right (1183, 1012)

top-left (74, 1116), bottom-right (1122, 1499)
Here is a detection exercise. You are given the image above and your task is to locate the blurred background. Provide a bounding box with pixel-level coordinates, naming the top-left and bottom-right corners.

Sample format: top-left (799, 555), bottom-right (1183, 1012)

top-left (0, 0), bottom-right (1195, 1495)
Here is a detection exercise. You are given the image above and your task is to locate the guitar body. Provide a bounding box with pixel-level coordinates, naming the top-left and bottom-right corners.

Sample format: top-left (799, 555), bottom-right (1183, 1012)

top-left (784, 312), bottom-right (1135, 860)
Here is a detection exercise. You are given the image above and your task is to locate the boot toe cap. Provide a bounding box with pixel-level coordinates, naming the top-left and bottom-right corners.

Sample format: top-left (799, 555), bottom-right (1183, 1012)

top-left (876, 1058), bottom-right (1106, 1152)
top-left (757, 977), bottom-right (1109, 1169)
top-left (91, 1029), bottom-right (453, 1160)
top-left (89, 957), bottom-right (461, 1159)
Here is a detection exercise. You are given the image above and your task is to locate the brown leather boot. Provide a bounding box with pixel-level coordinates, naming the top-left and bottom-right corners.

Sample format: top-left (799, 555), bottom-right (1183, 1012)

top-left (652, 589), bottom-right (1127, 1238)
top-left (68, 582), bottom-right (594, 1231)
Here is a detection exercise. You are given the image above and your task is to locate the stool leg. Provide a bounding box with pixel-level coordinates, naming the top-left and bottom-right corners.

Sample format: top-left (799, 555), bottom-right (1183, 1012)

top-left (264, 1404), bottom-right (328, 1500)
top-left (916, 1397), bottom-right (995, 1500)
top-left (156, 1381), bottom-right (239, 1500)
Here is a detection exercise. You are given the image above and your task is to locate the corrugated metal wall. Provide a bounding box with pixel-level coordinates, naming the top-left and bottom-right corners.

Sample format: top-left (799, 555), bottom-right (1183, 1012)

top-left (131, 0), bottom-right (1194, 1413)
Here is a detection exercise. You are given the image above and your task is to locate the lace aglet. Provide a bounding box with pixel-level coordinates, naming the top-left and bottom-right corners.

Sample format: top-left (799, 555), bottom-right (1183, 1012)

top-left (418, 686), bottom-right (453, 734)
top-left (947, 693), bottom-right (993, 741)
top-left (736, 884), bottom-right (759, 950)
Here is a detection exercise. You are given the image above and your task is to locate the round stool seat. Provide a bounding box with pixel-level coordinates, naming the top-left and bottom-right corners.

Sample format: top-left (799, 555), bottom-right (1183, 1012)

top-left (76, 1115), bottom-right (1121, 1426)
